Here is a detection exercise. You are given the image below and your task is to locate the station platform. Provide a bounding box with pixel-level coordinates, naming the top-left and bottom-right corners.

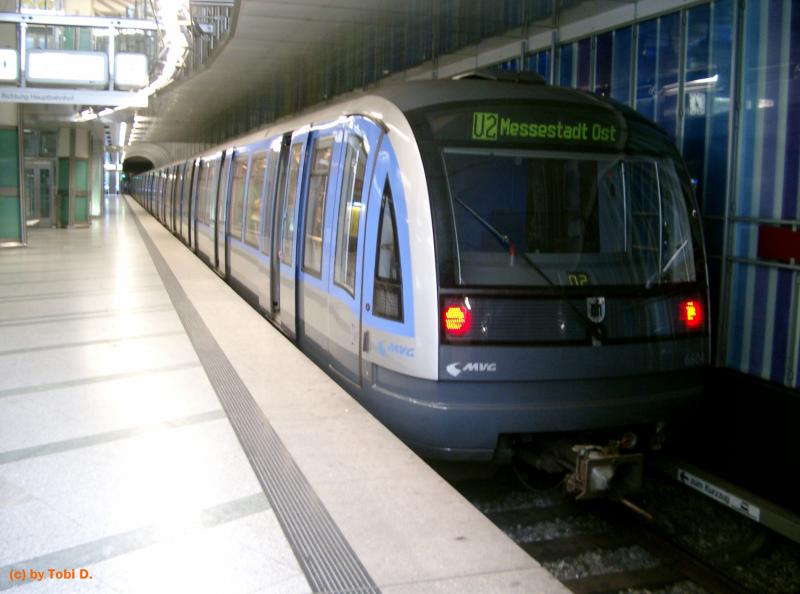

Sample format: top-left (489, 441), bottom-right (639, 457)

top-left (0, 195), bottom-right (568, 594)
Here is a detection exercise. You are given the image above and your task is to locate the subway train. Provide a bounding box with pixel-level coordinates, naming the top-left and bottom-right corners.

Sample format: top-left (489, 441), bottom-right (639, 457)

top-left (132, 75), bottom-right (710, 496)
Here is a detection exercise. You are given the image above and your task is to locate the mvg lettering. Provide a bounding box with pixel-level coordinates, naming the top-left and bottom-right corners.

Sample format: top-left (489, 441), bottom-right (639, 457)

top-left (387, 343), bottom-right (415, 358)
top-left (472, 112), bottom-right (499, 140)
top-left (463, 362), bottom-right (496, 372)
top-left (446, 361), bottom-right (497, 377)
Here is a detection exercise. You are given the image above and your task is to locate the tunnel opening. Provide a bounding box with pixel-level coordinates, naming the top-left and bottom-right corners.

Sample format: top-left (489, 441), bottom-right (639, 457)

top-left (123, 157), bottom-right (154, 176)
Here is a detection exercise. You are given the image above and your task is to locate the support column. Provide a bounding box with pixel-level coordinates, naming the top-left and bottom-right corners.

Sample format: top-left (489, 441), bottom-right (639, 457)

top-left (90, 135), bottom-right (103, 217)
top-left (56, 128), bottom-right (71, 227)
top-left (74, 127), bottom-right (90, 226)
top-left (0, 102), bottom-right (23, 246)
top-left (56, 126), bottom-right (92, 228)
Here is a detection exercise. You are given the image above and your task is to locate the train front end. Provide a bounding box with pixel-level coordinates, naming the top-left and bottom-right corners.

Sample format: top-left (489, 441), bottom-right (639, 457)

top-left (399, 89), bottom-right (710, 490)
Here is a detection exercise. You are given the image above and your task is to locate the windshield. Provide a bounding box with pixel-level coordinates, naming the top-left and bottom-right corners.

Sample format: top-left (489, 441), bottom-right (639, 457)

top-left (442, 149), bottom-right (696, 287)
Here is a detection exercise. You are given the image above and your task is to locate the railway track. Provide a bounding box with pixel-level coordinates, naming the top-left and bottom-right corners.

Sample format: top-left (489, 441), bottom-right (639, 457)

top-left (445, 464), bottom-right (800, 594)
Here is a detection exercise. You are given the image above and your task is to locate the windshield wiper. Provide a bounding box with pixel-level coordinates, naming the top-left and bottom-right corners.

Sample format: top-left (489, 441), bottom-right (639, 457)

top-left (453, 197), bottom-right (552, 284)
top-left (646, 239), bottom-right (689, 289)
top-left (453, 197), bottom-right (604, 341)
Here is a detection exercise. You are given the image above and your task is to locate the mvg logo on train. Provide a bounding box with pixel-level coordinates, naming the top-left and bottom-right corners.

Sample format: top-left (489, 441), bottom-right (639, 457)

top-left (446, 361), bottom-right (497, 377)
top-left (472, 112), bottom-right (499, 141)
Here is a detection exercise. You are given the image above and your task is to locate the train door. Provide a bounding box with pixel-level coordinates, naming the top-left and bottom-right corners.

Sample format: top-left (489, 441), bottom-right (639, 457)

top-left (166, 169), bottom-right (172, 228)
top-left (175, 163), bottom-right (184, 236)
top-left (193, 159), bottom-right (204, 251)
top-left (164, 169), bottom-right (170, 226)
top-left (270, 134), bottom-right (291, 316)
top-left (166, 169), bottom-right (172, 225)
top-left (145, 174), bottom-right (151, 211)
top-left (155, 173), bottom-right (160, 218)
top-left (296, 128), bottom-right (341, 353)
top-left (271, 130), bottom-right (308, 338)
top-left (152, 173), bottom-right (157, 213)
top-left (325, 117), bottom-right (383, 386)
top-left (200, 158), bottom-right (216, 262)
top-left (214, 151), bottom-right (231, 277)
top-left (170, 165), bottom-right (178, 232)
top-left (185, 160), bottom-right (197, 246)
top-left (192, 160), bottom-right (201, 251)
top-left (160, 171), bottom-right (167, 220)
top-left (153, 173), bottom-right (157, 212)
top-left (167, 168), bottom-right (173, 229)
top-left (160, 171), bottom-right (167, 222)
top-left (258, 140), bottom-right (281, 313)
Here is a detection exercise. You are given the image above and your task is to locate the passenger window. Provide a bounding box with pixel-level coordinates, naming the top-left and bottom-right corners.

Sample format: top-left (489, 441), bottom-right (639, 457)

top-left (229, 154), bottom-right (248, 240)
top-left (205, 162), bottom-right (215, 225)
top-left (196, 163), bottom-right (208, 224)
top-left (176, 167), bottom-right (184, 210)
top-left (280, 143), bottom-right (304, 266)
top-left (244, 151), bottom-right (267, 248)
top-left (207, 161), bottom-right (219, 225)
top-left (182, 164), bottom-right (192, 218)
top-left (302, 136), bottom-right (334, 277)
top-left (217, 158), bottom-right (230, 227)
top-left (334, 134), bottom-right (367, 295)
top-left (373, 183), bottom-right (403, 321)
top-left (261, 146), bottom-right (280, 254)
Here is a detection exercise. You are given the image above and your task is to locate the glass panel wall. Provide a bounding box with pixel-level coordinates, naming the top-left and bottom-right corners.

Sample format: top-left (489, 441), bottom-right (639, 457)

top-left (517, 0), bottom-right (799, 388)
top-left (728, 0), bottom-right (800, 386)
top-left (525, 48), bottom-right (551, 80)
top-left (594, 31), bottom-right (612, 96)
top-left (559, 41), bottom-right (574, 86)
top-left (611, 27), bottom-right (632, 103)
top-left (635, 18), bottom-right (658, 121)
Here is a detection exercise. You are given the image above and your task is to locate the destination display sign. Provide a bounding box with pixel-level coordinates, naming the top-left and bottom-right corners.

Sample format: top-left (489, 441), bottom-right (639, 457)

top-left (472, 112), bottom-right (618, 143)
top-left (423, 103), bottom-right (627, 150)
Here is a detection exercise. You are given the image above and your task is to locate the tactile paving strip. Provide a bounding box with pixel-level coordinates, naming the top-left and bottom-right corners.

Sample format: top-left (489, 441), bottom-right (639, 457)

top-left (130, 200), bottom-right (380, 594)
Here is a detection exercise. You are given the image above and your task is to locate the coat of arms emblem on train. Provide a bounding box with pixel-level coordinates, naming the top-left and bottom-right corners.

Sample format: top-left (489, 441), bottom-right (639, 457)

top-left (587, 297), bottom-right (606, 324)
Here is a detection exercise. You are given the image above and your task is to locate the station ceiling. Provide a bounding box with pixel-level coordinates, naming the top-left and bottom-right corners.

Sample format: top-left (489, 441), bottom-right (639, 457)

top-left (139, 0), bottom-right (411, 144)
top-left (129, 0), bottom-right (634, 155)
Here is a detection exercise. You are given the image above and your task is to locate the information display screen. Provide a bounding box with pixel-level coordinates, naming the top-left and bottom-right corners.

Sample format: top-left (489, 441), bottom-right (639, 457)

top-left (423, 103), bottom-right (628, 151)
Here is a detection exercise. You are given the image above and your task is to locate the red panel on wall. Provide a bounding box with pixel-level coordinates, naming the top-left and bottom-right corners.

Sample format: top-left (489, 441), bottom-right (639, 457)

top-left (757, 226), bottom-right (800, 263)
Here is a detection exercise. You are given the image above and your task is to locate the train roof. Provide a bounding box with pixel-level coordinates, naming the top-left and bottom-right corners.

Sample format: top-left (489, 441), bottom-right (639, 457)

top-left (372, 78), bottom-right (612, 114)
top-left (140, 77), bottom-right (679, 172)
top-left (374, 78), bottom-right (679, 158)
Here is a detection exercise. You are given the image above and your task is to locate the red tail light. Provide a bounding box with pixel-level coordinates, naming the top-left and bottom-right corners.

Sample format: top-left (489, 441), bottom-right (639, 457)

top-left (443, 303), bottom-right (471, 336)
top-left (679, 299), bottom-right (703, 330)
